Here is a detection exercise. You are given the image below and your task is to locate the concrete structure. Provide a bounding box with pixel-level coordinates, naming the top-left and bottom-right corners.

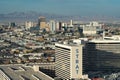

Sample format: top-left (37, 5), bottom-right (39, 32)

top-left (27, 63), bottom-right (55, 70)
top-left (9, 22), bottom-right (16, 27)
top-left (25, 21), bottom-right (33, 30)
top-left (56, 22), bottom-right (62, 31)
top-left (83, 25), bottom-right (96, 35)
top-left (82, 21), bottom-right (101, 35)
top-left (73, 38), bottom-right (88, 45)
top-left (38, 16), bottom-right (46, 29)
top-left (62, 22), bottom-right (67, 27)
top-left (104, 35), bottom-right (120, 40)
top-left (86, 40), bottom-right (120, 72)
top-left (69, 20), bottom-right (73, 27)
top-left (0, 64), bottom-right (54, 80)
top-left (72, 38), bottom-right (120, 73)
top-left (0, 69), bottom-right (10, 80)
top-left (55, 42), bottom-right (83, 79)
top-left (49, 20), bottom-right (56, 33)
top-left (33, 65), bottom-right (39, 72)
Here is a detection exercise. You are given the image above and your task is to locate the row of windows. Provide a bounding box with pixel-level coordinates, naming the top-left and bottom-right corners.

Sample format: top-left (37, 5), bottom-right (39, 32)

top-left (55, 47), bottom-right (71, 79)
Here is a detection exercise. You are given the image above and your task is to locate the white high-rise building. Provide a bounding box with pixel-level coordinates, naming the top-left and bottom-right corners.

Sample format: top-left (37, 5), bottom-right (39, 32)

top-left (55, 42), bottom-right (83, 79)
top-left (83, 25), bottom-right (97, 35)
top-left (89, 21), bottom-right (100, 26)
top-left (69, 20), bottom-right (73, 27)
top-left (25, 21), bottom-right (33, 30)
top-left (82, 21), bottom-right (101, 35)
top-left (49, 20), bottom-right (56, 33)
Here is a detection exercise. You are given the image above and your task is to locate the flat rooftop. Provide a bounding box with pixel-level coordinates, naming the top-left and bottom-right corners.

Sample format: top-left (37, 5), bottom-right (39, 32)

top-left (0, 64), bottom-right (53, 80)
top-left (89, 40), bottom-right (120, 43)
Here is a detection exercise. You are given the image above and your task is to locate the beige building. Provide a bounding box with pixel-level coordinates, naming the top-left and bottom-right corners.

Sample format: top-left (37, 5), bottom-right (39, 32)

top-left (40, 22), bottom-right (46, 29)
top-left (38, 16), bottom-right (46, 29)
top-left (55, 42), bottom-right (83, 79)
top-left (49, 20), bottom-right (56, 33)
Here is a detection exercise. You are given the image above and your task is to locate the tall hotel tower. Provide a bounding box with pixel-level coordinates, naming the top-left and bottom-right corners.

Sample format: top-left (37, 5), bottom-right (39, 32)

top-left (49, 20), bottom-right (56, 33)
top-left (38, 16), bottom-right (46, 29)
top-left (86, 40), bottom-right (120, 72)
top-left (55, 42), bottom-right (83, 79)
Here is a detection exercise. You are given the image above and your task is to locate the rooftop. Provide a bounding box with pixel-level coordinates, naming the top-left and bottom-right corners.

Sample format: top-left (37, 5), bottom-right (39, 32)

top-left (0, 64), bottom-right (53, 80)
top-left (55, 41), bottom-right (83, 50)
top-left (89, 39), bottom-right (120, 43)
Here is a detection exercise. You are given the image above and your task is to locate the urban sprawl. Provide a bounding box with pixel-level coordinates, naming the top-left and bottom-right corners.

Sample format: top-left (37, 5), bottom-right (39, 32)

top-left (0, 17), bottom-right (120, 80)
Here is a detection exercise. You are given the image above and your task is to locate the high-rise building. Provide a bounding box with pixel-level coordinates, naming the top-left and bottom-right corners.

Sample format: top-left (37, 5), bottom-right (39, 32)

top-left (38, 16), bottom-right (46, 29)
top-left (25, 21), bottom-right (33, 30)
top-left (82, 21), bottom-right (101, 35)
top-left (85, 40), bottom-right (120, 72)
top-left (69, 20), bottom-right (73, 27)
top-left (49, 20), bottom-right (56, 33)
top-left (56, 22), bottom-right (62, 31)
top-left (9, 22), bottom-right (16, 27)
top-left (55, 37), bottom-right (120, 79)
top-left (55, 42), bottom-right (83, 79)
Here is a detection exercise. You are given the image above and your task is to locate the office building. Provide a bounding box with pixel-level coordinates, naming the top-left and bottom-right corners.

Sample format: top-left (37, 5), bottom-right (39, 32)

top-left (38, 16), bottom-right (46, 29)
top-left (62, 22), bottom-right (67, 27)
top-left (56, 22), bottom-right (62, 31)
top-left (82, 21), bottom-right (101, 35)
top-left (69, 20), bottom-right (73, 27)
top-left (55, 42), bottom-right (83, 79)
top-left (25, 21), bottom-right (33, 30)
top-left (9, 22), bottom-right (16, 27)
top-left (83, 25), bottom-right (96, 35)
top-left (49, 20), bottom-right (56, 33)
top-left (86, 40), bottom-right (120, 72)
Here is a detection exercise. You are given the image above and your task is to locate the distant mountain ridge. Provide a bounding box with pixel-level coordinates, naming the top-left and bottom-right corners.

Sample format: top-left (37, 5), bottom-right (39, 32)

top-left (0, 11), bottom-right (71, 22)
top-left (0, 11), bottom-right (120, 23)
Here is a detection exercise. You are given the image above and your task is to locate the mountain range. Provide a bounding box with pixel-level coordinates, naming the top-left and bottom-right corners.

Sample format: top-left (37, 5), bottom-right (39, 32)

top-left (0, 11), bottom-right (120, 24)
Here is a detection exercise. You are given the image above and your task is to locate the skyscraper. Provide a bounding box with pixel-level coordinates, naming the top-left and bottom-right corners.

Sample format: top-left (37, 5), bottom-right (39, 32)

top-left (56, 22), bottom-right (62, 31)
top-left (69, 20), bottom-right (73, 27)
top-left (49, 20), bottom-right (56, 33)
top-left (38, 16), bottom-right (46, 29)
top-left (9, 22), bottom-right (16, 27)
top-left (85, 40), bottom-right (120, 72)
top-left (55, 42), bottom-right (83, 79)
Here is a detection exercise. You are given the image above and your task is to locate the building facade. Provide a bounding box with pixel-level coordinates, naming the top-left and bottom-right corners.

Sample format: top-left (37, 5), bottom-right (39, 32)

top-left (82, 21), bottom-right (101, 35)
top-left (25, 21), bottom-right (33, 30)
top-left (56, 22), bottom-right (62, 31)
top-left (86, 40), bottom-right (120, 72)
top-left (38, 16), bottom-right (46, 29)
top-left (49, 20), bottom-right (56, 33)
top-left (55, 43), bottom-right (83, 79)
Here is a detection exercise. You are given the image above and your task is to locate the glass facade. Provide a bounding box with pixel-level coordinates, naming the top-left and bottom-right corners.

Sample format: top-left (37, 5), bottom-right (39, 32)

top-left (86, 42), bottom-right (120, 72)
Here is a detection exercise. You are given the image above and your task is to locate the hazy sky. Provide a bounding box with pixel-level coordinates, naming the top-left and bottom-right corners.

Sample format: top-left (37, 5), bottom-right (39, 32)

top-left (0, 0), bottom-right (120, 16)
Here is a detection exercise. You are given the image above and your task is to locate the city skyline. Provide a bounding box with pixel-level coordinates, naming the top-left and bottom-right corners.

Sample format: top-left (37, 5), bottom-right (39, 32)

top-left (0, 0), bottom-right (120, 16)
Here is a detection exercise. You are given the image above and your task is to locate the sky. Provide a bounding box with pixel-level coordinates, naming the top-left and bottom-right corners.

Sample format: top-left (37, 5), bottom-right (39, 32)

top-left (0, 0), bottom-right (120, 16)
